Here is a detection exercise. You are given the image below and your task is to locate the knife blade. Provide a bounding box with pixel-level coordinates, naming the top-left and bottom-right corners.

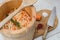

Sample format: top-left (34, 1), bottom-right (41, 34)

top-left (42, 7), bottom-right (56, 40)
top-left (47, 7), bottom-right (56, 27)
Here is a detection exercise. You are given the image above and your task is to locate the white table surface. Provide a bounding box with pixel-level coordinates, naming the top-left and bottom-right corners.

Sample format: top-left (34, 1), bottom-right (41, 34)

top-left (0, 0), bottom-right (60, 40)
top-left (34, 0), bottom-right (60, 40)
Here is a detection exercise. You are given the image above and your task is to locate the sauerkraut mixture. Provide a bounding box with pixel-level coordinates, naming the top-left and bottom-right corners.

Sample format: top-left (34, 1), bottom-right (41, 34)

top-left (3, 6), bottom-right (32, 30)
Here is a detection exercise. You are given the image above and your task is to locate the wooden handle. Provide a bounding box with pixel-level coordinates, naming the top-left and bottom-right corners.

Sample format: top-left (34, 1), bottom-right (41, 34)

top-left (42, 25), bottom-right (49, 40)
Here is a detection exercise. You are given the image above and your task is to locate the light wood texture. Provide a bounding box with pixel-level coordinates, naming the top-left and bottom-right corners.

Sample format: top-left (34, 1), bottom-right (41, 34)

top-left (34, 9), bottom-right (58, 38)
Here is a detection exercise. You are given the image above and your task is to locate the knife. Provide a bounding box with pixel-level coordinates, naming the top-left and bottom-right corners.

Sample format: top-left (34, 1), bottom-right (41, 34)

top-left (42, 7), bottom-right (56, 40)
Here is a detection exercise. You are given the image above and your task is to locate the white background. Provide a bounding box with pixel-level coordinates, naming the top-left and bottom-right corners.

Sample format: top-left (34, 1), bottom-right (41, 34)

top-left (0, 0), bottom-right (60, 40)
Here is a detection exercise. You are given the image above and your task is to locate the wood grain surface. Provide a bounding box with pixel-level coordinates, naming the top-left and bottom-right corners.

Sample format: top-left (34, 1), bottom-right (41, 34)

top-left (34, 9), bottom-right (58, 38)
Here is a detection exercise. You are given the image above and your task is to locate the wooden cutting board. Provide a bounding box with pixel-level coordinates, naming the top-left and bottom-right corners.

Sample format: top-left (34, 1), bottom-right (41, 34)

top-left (34, 9), bottom-right (58, 38)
